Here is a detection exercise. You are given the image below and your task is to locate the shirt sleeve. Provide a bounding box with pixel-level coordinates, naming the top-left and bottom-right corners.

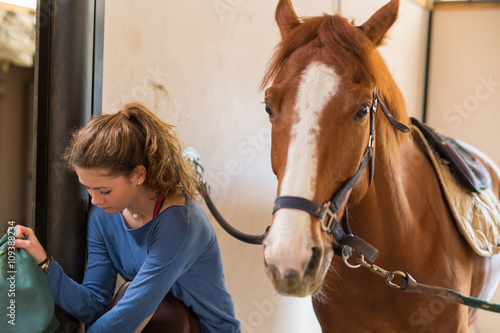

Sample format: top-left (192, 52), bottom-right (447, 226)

top-left (87, 206), bottom-right (203, 332)
top-left (45, 208), bottom-right (118, 324)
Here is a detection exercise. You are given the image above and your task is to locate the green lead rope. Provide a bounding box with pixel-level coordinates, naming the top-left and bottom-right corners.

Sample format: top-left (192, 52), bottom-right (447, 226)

top-left (400, 272), bottom-right (500, 314)
top-left (445, 289), bottom-right (500, 313)
top-left (354, 256), bottom-right (500, 314)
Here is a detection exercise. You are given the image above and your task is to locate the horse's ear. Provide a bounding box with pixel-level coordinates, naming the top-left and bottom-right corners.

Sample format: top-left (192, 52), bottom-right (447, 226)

top-left (359, 0), bottom-right (399, 46)
top-left (276, 0), bottom-right (301, 38)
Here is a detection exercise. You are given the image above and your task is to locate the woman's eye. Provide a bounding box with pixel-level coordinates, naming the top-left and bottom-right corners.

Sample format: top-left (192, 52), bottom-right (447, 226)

top-left (264, 100), bottom-right (273, 119)
top-left (100, 190), bottom-right (111, 195)
top-left (354, 104), bottom-right (370, 121)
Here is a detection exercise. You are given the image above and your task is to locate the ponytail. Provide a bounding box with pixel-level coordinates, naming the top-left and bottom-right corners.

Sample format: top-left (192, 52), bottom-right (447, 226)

top-left (65, 103), bottom-right (202, 201)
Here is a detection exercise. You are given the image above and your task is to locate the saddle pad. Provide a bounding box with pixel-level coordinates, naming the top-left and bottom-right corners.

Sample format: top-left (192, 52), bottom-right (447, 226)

top-left (413, 126), bottom-right (500, 257)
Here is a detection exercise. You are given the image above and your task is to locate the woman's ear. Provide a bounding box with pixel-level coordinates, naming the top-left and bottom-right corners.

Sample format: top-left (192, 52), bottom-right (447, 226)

top-left (131, 165), bottom-right (147, 184)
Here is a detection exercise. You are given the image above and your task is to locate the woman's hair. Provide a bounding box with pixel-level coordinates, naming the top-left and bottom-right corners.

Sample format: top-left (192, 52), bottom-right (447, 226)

top-left (65, 103), bottom-right (202, 201)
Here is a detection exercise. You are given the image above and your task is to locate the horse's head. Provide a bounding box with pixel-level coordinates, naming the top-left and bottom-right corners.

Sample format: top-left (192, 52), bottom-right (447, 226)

top-left (262, 0), bottom-right (405, 296)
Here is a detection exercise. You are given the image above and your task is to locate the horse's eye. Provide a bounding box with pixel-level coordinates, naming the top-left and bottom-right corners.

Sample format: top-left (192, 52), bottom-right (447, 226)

top-left (354, 104), bottom-right (370, 121)
top-left (264, 100), bottom-right (274, 119)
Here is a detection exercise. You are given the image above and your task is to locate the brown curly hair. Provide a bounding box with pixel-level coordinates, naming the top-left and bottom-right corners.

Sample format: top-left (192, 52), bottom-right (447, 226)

top-left (65, 103), bottom-right (202, 201)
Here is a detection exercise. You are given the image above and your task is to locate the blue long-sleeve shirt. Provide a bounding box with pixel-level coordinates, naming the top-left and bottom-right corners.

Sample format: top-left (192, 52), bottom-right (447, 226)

top-left (45, 200), bottom-right (241, 332)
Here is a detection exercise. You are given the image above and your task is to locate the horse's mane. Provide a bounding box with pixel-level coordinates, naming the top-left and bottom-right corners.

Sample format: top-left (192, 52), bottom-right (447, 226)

top-left (262, 13), bottom-right (410, 143)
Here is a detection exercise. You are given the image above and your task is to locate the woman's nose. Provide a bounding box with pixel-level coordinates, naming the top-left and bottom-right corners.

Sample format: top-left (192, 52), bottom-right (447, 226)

top-left (90, 193), bottom-right (104, 206)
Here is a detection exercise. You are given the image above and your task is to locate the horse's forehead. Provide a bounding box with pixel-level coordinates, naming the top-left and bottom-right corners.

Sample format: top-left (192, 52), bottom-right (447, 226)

top-left (295, 61), bottom-right (340, 118)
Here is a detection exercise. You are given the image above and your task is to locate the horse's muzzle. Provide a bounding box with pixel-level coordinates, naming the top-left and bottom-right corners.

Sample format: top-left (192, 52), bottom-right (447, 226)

top-left (264, 246), bottom-right (329, 297)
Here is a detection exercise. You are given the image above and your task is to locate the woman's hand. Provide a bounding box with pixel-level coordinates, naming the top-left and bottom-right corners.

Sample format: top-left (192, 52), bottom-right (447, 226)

top-left (14, 225), bottom-right (48, 264)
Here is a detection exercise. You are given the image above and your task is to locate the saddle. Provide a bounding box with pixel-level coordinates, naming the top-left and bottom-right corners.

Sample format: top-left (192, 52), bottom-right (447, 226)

top-left (411, 118), bottom-right (491, 193)
top-left (411, 118), bottom-right (500, 257)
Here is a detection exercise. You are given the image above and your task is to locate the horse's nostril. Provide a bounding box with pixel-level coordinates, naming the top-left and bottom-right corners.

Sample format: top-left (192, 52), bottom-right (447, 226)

top-left (303, 246), bottom-right (322, 278)
top-left (266, 264), bottom-right (281, 281)
top-left (283, 269), bottom-right (301, 290)
top-left (311, 246), bottom-right (322, 262)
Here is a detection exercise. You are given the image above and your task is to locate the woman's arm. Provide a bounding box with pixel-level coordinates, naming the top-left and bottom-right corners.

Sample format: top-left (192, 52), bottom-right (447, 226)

top-left (45, 221), bottom-right (118, 325)
top-left (15, 215), bottom-right (118, 325)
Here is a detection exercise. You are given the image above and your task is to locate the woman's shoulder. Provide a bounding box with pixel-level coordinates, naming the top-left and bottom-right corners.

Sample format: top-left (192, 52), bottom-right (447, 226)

top-left (158, 198), bottom-right (207, 221)
top-left (154, 199), bottom-right (215, 240)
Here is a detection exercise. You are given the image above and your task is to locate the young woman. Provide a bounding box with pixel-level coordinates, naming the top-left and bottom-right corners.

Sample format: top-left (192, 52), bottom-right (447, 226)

top-left (15, 103), bottom-right (241, 332)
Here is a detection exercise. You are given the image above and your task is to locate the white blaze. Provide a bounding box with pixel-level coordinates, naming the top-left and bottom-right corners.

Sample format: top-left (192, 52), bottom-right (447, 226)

top-left (268, 62), bottom-right (340, 261)
top-left (280, 62), bottom-right (340, 197)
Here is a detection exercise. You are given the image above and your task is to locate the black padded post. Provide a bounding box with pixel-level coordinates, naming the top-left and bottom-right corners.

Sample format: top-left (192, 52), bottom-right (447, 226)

top-left (34, 0), bottom-right (103, 330)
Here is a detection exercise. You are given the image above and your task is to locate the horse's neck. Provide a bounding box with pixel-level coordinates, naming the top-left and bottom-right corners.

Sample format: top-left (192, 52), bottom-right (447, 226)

top-left (375, 137), bottom-right (412, 199)
top-left (352, 133), bottom-right (425, 238)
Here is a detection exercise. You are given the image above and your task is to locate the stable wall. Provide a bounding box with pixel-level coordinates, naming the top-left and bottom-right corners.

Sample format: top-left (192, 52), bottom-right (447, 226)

top-left (102, 0), bottom-right (429, 331)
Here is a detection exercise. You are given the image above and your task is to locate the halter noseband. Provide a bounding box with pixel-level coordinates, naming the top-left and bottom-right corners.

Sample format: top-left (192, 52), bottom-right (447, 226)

top-left (272, 88), bottom-right (410, 263)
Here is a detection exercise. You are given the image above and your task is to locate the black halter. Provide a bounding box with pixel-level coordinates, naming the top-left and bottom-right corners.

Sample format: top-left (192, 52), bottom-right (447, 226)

top-left (272, 88), bottom-right (410, 263)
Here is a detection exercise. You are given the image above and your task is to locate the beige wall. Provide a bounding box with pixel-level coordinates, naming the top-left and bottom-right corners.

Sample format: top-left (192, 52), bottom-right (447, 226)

top-left (427, 6), bottom-right (500, 165)
top-left (426, 6), bottom-right (500, 332)
top-left (102, 0), bottom-right (429, 331)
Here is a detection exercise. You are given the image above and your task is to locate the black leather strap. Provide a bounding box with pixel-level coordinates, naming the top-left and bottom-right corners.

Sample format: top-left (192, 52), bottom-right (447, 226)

top-left (329, 146), bottom-right (374, 214)
top-left (273, 196), bottom-right (324, 218)
top-left (374, 89), bottom-right (411, 134)
top-left (204, 186), bottom-right (269, 245)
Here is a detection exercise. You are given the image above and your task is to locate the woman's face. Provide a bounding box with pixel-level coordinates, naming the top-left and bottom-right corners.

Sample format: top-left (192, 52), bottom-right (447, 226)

top-left (75, 167), bottom-right (141, 215)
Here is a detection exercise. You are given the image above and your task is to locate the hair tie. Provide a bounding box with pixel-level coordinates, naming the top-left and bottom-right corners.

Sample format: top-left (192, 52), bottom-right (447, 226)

top-left (119, 109), bottom-right (131, 120)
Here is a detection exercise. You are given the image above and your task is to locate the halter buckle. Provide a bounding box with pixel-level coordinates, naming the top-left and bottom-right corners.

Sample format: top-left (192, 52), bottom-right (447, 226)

top-left (320, 202), bottom-right (336, 232)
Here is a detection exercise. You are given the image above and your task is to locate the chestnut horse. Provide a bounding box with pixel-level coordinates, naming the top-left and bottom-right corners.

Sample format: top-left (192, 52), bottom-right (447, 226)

top-left (262, 0), bottom-right (500, 331)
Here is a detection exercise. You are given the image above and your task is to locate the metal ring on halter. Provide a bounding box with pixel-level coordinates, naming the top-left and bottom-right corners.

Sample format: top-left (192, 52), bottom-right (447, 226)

top-left (342, 246), bottom-right (362, 269)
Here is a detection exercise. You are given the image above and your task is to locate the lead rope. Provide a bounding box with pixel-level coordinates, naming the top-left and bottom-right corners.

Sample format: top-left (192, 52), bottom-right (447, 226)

top-left (183, 148), bottom-right (269, 245)
top-left (342, 245), bottom-right (500, 313)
